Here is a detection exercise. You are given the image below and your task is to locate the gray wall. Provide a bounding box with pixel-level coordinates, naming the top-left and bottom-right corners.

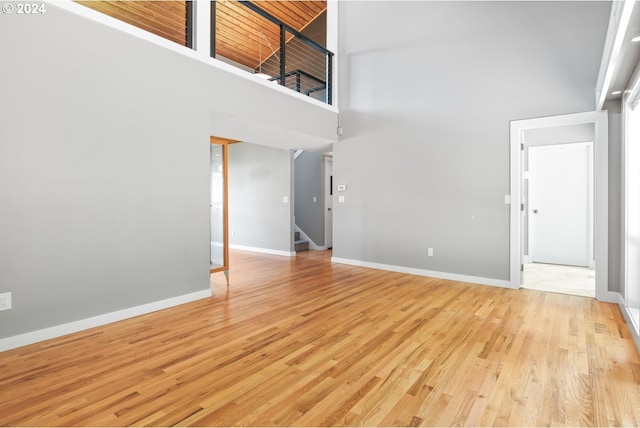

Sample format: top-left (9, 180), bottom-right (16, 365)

top-left (333, 1), bottom-right (610, 281)
top-left (0, 4), bottom-right (336, 339)
top-left (295, 151), bottom-right (325, 245)
top-left (605, 99), bottom-right (622, 293)
top-left (228, 143), bottom-right (294, 253)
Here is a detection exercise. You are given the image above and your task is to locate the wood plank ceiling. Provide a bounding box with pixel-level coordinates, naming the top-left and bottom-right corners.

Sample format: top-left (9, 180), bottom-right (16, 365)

top-left (216, 1), bottom-right (327, 70)
top-left (77, 1), bottom-right (327, 71)
top-left (76, 1), bottom-right (189, 46)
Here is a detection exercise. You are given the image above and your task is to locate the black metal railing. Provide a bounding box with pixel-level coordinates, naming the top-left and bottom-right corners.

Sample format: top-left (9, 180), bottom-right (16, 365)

top-left (211, 1), bottom-right (334, 105)
top-left (76, 1), bottom-right (333, 105)
top-left (186, 1), bottom-right (193, 49)
top-left (268, 70), bottom-right (327, 100)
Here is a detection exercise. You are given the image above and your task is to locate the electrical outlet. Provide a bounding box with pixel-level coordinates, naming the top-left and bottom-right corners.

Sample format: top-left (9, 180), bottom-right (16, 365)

top-left (428, 248), bottom-right (434, 257)
top-left (0, 293), bottom-right (12, 311)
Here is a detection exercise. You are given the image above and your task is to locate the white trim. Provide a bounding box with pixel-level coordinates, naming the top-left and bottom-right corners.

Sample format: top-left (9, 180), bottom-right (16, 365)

top-left (510, 111), bottom-right (609, 300)
top-left (47, 1), bottom-right (339, 114)
top-left (331, 257), bottom-right (512, 289)
top-left (596, 0), bottom-right (635, 110)
top-left (229, 244), bottom-right (295, 257)
top-left (194, 1), bottom-right (211, 57)
top-left (619, 301), bottom-right (640, 353)
top-left (599, 290), bottom-right (623, 304)
top-left (617, 291), bottom-right (626, 306)
top-left (622, 70), bottom-right (640, 343)
top-left (295, 225), bottom-right (328, 251)
top-left (631, 90), bottom-right (640, 111)
top-left (0, 289), bottom-right (212, 352)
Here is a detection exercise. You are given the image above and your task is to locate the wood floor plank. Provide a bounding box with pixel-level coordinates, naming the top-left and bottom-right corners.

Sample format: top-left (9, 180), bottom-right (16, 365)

top-left (0, 249), bottom-right (639, 427)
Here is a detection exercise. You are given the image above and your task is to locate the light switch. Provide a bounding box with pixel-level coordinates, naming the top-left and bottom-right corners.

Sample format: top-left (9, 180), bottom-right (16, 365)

top-left (283, 196), bottom-right (289, 203)
top-left (338, 195), bottom-right (345, 203)
top-left (313, 197), bottom-right (317, 203)
top-left (337, 184), bottom-right (347, 191)
top-left (504, 195), bottom-right (511, 205)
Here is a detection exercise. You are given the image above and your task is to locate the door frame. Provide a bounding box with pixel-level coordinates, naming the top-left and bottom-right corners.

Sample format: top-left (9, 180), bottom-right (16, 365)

top-left (209, 135), bottom-right (239, 286)
top-left (509, 111), bottom-right (613, 302)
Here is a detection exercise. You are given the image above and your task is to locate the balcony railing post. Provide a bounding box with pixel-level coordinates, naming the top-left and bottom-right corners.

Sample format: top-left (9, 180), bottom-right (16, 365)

top-left (327, 53), bottom-right (333, 105)
top-left (185, 1), bottom-right (194, 49)
top-left (210, 1), bottom-right (216, 58)
top-left (279, 24), bottom-right (286, 86)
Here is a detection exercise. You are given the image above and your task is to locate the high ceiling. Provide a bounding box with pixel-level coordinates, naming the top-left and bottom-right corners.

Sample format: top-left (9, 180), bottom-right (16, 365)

top-left (216, 1), bottom-right (327, 70)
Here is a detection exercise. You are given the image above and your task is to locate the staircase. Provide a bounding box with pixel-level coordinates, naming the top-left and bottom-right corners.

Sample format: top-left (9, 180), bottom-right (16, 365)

top-left (294, 231), bottom-right (309, 252)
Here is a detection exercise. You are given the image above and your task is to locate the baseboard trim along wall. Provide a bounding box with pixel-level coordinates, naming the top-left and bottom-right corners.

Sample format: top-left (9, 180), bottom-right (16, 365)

top-left (618, 298), bottom-right (640, 353)
top-left (229, 244), bottom-right (295, 257)
top-left (331, 257), bottom-right (513, 289)
top-left (0, 289), bottom-right (212, 353)
top-left (600, 290), bottom-right (623, 304)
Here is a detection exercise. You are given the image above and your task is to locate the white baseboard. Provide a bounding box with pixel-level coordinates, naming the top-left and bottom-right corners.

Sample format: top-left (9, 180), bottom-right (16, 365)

top-left (230, 244), bottom-right (295, 257)
top-left (331, 257), bottom-right (512, 288)
top-left (598, 290), bottom-right (623, 304)
top-left (0, 289), bottom-right (212, 353)
top-left (294, 225), bottom-right (327, 251)
top-left (618, 299), bottom-right (640, 353)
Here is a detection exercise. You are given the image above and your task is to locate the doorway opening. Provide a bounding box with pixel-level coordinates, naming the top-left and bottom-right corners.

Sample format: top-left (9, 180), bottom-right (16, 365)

top-left (509, 111), bottom-right (611, 302)
top-left (210, 135), bottom-right (239, 287)
top-left (523, 139), bottom-right (595, 297)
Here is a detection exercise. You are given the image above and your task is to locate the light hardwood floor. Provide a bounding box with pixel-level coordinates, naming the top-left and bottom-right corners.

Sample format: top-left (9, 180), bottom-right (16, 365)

top-left (1, 250), bottom-right (639, 427)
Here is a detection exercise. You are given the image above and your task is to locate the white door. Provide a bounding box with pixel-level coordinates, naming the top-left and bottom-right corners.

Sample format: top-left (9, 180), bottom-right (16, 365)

top-left (528, 143), bottom-right (591, 266)
top-left (324, 157), bottom-right (333, 248)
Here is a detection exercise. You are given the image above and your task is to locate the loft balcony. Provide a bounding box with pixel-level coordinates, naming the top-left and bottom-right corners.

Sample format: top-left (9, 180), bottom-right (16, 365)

top-left (76, 0), bottom-right (334, 105)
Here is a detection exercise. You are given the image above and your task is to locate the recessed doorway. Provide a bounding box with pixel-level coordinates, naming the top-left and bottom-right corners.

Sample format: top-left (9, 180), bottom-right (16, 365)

top-left (509, 111), bottom-right (611, 302)
top-left (523, 139), bottom-right (595, 297)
